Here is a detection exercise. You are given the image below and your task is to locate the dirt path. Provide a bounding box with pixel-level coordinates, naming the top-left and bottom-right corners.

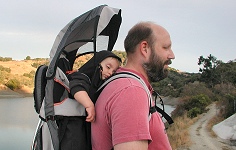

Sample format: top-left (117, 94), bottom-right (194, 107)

top-left (188, 103), bottom-right (235, 150)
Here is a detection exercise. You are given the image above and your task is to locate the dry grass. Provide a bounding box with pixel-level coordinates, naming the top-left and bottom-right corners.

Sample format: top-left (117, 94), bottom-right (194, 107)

top-left (1, 60), bottom-right (37, 94)
top-left (167, 113), bottom-right (198, 149)
top-left (0, 60), bottom-right (36, 75)
top-left (206, 112), bottom-right (224, 137)
top-left (206, 101), bottom-right (225, 137)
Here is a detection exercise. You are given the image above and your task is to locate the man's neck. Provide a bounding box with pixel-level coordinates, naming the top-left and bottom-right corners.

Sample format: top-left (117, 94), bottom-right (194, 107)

top-left (123, 63), bottom-right (149, 82)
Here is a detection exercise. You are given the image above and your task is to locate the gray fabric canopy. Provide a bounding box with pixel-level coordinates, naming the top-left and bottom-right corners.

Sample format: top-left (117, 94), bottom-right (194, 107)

top-left (46, 5), bottom-right (122, 78)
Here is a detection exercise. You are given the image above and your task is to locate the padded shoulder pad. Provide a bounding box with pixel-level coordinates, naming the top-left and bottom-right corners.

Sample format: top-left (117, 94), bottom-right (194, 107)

top-left (33, 65), bottom-right (48, 114)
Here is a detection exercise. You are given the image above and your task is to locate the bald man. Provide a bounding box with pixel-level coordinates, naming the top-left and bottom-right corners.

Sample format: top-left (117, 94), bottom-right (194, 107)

top-left (92, 22), bottom-right (175, 150)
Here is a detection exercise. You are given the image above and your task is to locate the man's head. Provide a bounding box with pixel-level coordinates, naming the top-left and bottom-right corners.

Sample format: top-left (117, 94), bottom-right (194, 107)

top-left (124, 22), bottom-right (155, 55)
top-left (124, 22), bottom-right (175, 82)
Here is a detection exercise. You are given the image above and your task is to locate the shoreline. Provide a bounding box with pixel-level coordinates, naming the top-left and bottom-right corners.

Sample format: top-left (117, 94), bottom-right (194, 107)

top-left (0, 88), bottom-right (180, 104)
top-left (0, 85), bottom-right (33, 99)
top-left (0, 93), bottom-right (33, 99)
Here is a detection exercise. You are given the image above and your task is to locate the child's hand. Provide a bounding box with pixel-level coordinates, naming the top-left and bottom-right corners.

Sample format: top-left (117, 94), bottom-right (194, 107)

top-left (85, 105), bottom-right (95, 122)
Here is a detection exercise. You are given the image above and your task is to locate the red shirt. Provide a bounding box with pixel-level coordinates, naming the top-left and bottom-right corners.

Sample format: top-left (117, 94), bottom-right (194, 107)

top-left (92, 67), bottom-right (172, 150)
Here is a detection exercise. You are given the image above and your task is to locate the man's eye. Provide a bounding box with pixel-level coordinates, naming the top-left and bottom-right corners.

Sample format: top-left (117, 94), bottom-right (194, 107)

top-left (107, 65), bottom-right (110, 69)
top-left (163, 44), bottom-right (171, 49)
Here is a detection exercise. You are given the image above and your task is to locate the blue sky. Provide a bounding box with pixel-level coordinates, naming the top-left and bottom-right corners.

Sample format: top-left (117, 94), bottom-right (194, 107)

top-left (0, 0), bottom-right (236, 73)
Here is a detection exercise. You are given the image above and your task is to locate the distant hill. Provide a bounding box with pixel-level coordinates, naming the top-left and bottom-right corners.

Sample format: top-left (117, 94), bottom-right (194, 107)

top-left (1, 60), bottom-right (37, 75)
top-left (0, 59), bottom-right (47, 97)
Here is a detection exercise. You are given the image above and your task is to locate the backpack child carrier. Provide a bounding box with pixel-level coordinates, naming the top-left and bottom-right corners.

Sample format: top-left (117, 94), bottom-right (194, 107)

top-left (31, 5), bottom-right (122, 150)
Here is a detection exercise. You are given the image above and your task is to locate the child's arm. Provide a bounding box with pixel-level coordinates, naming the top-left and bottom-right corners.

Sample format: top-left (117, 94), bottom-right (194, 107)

top-left (74, 91), bottom-right (95, 122)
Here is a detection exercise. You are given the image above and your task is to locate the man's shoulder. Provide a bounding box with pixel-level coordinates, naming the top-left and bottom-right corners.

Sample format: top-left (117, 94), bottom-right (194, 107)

top-left (106, 74), bottom-right (144, 89)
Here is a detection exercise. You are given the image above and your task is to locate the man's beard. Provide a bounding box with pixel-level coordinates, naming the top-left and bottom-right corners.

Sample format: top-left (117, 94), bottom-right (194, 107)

top-left (143, 50), bottom-right (171, 82)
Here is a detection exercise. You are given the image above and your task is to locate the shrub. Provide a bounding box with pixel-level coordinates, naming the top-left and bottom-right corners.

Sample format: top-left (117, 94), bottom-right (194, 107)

top-left (31, 62), bottom-right (42, 68)
top-left (0, 65), bottom-right (11, 73)
top-left (183, 94), bottom-right (211, 118)
top-left (23, 70), bottom-right (35, 79)
top-left (172, 94), bottom-right (212, 119)
top-left (213, 83), bottom-right (236, 96)
top-left (31, 60), bottom-right (49, 68)
top-left (188, 107), bottom-right (201, 118)
top-left (180, 82), bottom-right (214, 99)
top-left (186, 94), bottom-right (210, 109)
top-left (223, 94), bottom-right (236, 118)
top-left (171, 97), bottom-right (189, 119)
top-left (5, 79), bottom-right (21, 90)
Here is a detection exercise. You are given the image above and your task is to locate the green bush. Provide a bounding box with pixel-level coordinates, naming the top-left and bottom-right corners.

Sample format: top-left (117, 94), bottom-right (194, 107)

top-left (183, 94), bottom-right (211, 118)
top-left (187, 94), bottom-right (210, 109)
top-left (5, 79), bottom-right (21, 90)
top-left (188, 107), bottom-right (201, 118)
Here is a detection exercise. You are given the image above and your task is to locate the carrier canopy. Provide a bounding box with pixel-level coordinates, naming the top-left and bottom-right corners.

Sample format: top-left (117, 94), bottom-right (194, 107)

top-left (47, 4), bottom-right (122, 78)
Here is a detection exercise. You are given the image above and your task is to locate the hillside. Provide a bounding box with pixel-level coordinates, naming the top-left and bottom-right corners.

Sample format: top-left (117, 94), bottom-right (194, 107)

top-left (0, 60), bottom-right (37, 75)
top-left (0, 59), bottom-right (46, 97)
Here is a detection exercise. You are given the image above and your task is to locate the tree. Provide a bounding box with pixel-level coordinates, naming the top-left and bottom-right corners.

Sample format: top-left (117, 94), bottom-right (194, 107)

top-left (215, 61), bottom-right (236, 85)
top-left (198, 54), bottom-right (222, 87)
top-left (25, 56), bottom-right (31, 60)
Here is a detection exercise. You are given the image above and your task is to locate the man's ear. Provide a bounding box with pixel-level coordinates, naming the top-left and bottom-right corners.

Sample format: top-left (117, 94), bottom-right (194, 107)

top-left (139, 41), bottom-right (150, 60)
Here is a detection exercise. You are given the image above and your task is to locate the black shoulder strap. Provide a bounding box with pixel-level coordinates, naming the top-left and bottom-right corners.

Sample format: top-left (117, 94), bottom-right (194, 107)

top-left (97, 72), bottom-right (174, 125)
top-left (150, 106), bottom-right (174, 125)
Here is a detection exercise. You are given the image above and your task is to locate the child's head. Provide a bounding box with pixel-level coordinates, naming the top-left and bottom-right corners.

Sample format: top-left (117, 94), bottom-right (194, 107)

top-left (78, 50), bottom-right (121, 81)
top-left (100, 57), bottom-right (121, 80)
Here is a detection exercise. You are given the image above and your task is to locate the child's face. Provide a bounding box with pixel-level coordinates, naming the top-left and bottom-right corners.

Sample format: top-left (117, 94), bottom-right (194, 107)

top-left (100, 57), bottom-right (120, 80)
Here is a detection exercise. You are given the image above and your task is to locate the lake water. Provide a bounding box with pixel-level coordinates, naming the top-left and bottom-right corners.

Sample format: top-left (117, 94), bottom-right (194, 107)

top-left (0, 97), bottom-right (175, 150)
top-left (0, 97), bottom-right (38, 150)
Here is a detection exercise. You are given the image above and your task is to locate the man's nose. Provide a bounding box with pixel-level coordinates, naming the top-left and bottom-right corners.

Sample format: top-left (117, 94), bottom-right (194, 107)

top-left (169, 49), bottom-right (175, 59)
